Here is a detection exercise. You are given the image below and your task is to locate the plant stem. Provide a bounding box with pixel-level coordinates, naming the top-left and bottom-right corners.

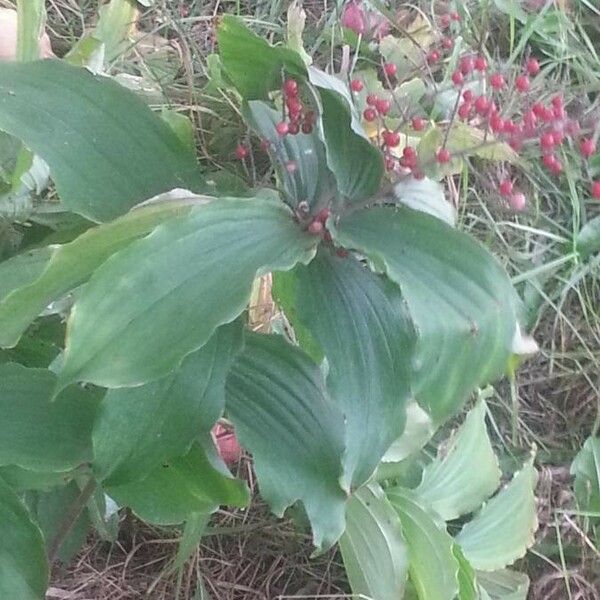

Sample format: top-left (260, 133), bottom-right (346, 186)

top-left (48, 478), bottom-right (97, 564)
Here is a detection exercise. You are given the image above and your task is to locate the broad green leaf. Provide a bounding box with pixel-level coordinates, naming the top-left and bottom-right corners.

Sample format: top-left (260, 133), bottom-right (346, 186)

top-left (57, 197), bottom-right (317, 390)
top-left (0, 476), bottom-right (48, 600)
top-left (339, 483), bottom-right (408, 600)
top-left (387, 487), bottom-right (459, 600)
top-left (162, 110), bottom-right (196, 155)
top-left (331, 206), bottom-right (519, 423)
top-left (243, 101), bottom-right (337, 210)
top-left (415, 401), bottom-right (501, 520)
top-left (173, 512), bottom-right (210, 571)
top-left (294, 250), bottom-right (415, 488)
top-left (106, 441), bottom-right (249, 525)
top-left (577, 216), bottom-right (600, 260)
top-left (92, 0), bottom-right (138, 62)
top-left (477, 569), bottom-right (530, 600)
top-left (16, 0), bottom-right (46, 62)
top-left (0, 467), bottom-right (71, 492)
top-left (570, 436), bottom-right (600, 517)
top-left (226, 332), bottom-right (347, 551)
top-left (0, 363), bottom-right (99, 471)
top-left (217, 15), bottom-right (306, 100)
top-left (93, 322), bottom-right (243, 486)
top-left (0, 197), bottom-right (203, 348)
top-left (0, 247), bottom-right (52, 303)
top-left (454, 545), bottom-right (478, 600)
top-left (27, 482), bottom-right (90, 564)
top-left (447, 123), bottom-right (519, 164)
top-left (393, 177), bottom-right (456, 226)
top-left (0, 60), bottom-right (205, 222)
top-left (308, 67), bottom-right (384, 203)
top-left (456, 459), bottom-right (538, 571)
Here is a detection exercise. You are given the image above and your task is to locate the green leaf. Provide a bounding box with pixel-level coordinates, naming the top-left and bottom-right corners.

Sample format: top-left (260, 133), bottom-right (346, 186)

top-left (27, 482), bottom-right (90, 564)
top-left (339, 483), bottom-right (408, 600)
top-left (91, 0), bottom-right (138, 62)
top-left (226, 332), bottom-right (347, 551)
top-left (173, 512), bottom-right (210, 571)
top-left (294, 250), bottom-right (415, 488)
top-left (577, 216), bottom-right (600, 260)
top-left (0, 476), bottom-right (48, 600)
top-left (447, 123), bottom-right (519, 164)
top-left (106, 441), bottom-right (249, 525)
top-left (93, 322), bottom-right (243, 486)
top-left (0, 363), bottom-right (99, 471)
top-left (331, 206), bottom-right (519, 423)
top-left (216, 15), bottom-right (306, 100)
top-left (286, 1), bottom-right (311, 66)
top-left (570, 436), bottom-right (600, 517)
top-left (243, 101), bottom-right (337, 210)
top-left (387, 487), bottom-right (459, 600)
top-left (57, 197), bottom-right (317, 390)
top-left (393, 177), bottom-right (456, 227)
top-left (308, 67), bottom-right (384, 203)
top-left (415, 401), bottom-right (501, 521)
top-left (456, 459), bottom-right (538, 571)
top-left (16, 0), bottom-right (46, 62)
top-left (0, 197), bottom-right (203, 348)
top-left (477, 569), bottom-right (530, 600)
top-left (0, 60), bottom-right (205, 222)
top-left (454, 545), bottom-right (478, 600)
top-left (0, 467), bottom-right (71, 492)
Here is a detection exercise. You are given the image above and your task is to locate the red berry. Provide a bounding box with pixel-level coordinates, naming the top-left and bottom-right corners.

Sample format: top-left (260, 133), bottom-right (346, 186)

top-left (550, 159), bottom-right (563, 175)
top-left (363, 108), bottom-right (377, 122)
top-left (336, 248), bottom-right (349, 258)
top-left (304, 110), bottom-right (316, 124)
top-left (515, 75), bottom-right (530, 93)
top-left (532, 103), bottom-right (545, 118)
top-left (499, 179), bottom-right (513, 197)
top-left (276, 121), bottom-right (289, 136)
top-left (382, 130), bottom-right (400, 147)
top-left (411, 117), bottom-right (426, 131)
top-left (288, 121), bottom-right (300, 135)
top-left (510, 192), bottom-right (527, 212)
top-left (592, 181), bottom-right (600, 199)
top-left (301, 122), bottom-right (313, 134)
top-left (552, 104), bottom-right (566, 120)
top-left (366, 93), bottom-right (378, 106)
top-left (439, 14), bottom-right (451, 29)
top-left (540, 106), bottom-right (555, 123)
top-left (285, 160), bottom-right (297, 173)
top-left (490, 73), bottom-right (505, 90)
top-left (436, 147), bottom-right (451, 163)
top-left (459, 55), bottom-right (475, 75)
top-left (427, 50), bottom-right (440, 64)
top-left (526, 57), bottom-right (540, 76)
top-left (452, 70), bottom-right (464, 86)
top-left (315, 208), bottom-right (331, 224)
top-left (375, 98), bottom-right (391, 115)
top-left (403, 146), bottom-right (417, 159)
top-left (462, 89), bottom-right (474, 102)
top-left (551, 95), bottom-right (563, 108)
top-left (475, 56), bottom-right (488, 72)
top-left (503, 119), bottom-right (517, 134)
top-left (283, 79), bottom-right (298, 96)
top-left (441, 37), bottom-right (454, 50)
top-left (523, 110), bottom-right (538, 134)
top-left (580, 138), bottom-right (596, 159)
top-left (307, 220), bottom-right (323, 235)
top-left (458, 102), bottom-right (472, 120)
top-left (350, 79), bottom-right (364, 92)
top-left (540, 132), bottom-right (555, 150)
top-left (234, 144), bottom-right (248, 160)
top-left (474, 95), bottom-right (490, 116)
top-left (383, 62), bottom-right (397, 77)
top-left (490, 114), bottom-right (504, 133)
top-left (286, 96), bottom-right (303, 112)
top-left (450, 11), bottom-right (461, 21)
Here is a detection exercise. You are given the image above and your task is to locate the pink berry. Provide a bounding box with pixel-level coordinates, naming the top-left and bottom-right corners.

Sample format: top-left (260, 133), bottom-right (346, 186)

top-left (276, 121), bottom-right (289, 136)
top-left (383, 63), bottom-right (397, 77)
top-left (350, 79), bottom-right (364, 92)
top-left (474, 95), bottom-right (490, 115)
top-left (304, 110), bottom-right (316, 125)
top-left (450, 11), bottom-right (461, 21)
top-left (452, 70), bottom-right (464, 86)
top-left (315, 208), bottom-right (331, 224)
top-left (301, 122), bottom-right (313, 134)
top-left (382, 130), bottom-right (400, 147)
top-left (288, 122), bottom-right (300, 135)
top-left (412, 117), bottom-right (426, 131)
top-left (550, 159), bottom-right (563, 175)
top-left (510, 192), bottom-right (527, 212)
top-left (458, 102), bottom-right (472, 120)
top-left (439, 14), bottom-right (451, 29)
top-left (375, 98), bottom-right (391, 115)
top-left (363, 108), bottom-right (377, 122)
top-left (532, 103), bottom-right (545, 118)
top-left (475, 56), bottom-right (488, 72)
top-left (283, 79), bottom-right (298, 96)
top-left (580, 138), bottom-right (596, 159)
top-left (499, 179), bottom-right (513, 196)
top-left (490, 73), bottom-right (505, 90)
top-left (308, 220), bottom-right (323, 235)
top-left (285, 160), bottom-right (297, 173)
top-left (442, 37), bottom-right (454, 50)
top-left (515, 75), bottom-right (530, 93)
top-left (526, 57), bottom-right (540, 76)
top-left (366, 94), bottom-right (378, 106)
top-left (427, 50), bottom-right (440, 64)
top-left (463, 90), bottom-right (474, 102)
top-left (436, 147), bottom-right (451, 163)
top-left (540, 132), bottom-right (555, 150)
top-left (459, 55), bottom-right (475, 75)
top-left (403, 146), bottom-right (417, 159)
top-left (592, 181), bottom-right (600, 199)
top-left (490, 114), bottom-right (504, 133)
top-left (551, 95), bottom-right (563, 108)
top-left (235, 144), bottom-right (248, 160)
